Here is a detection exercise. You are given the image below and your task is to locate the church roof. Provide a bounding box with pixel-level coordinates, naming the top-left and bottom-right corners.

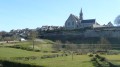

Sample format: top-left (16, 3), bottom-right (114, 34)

top-left (81, 19), bottom-right (95, 24)
top-left (74, 15), bottom-right (79, 21)
top-left (107, 22), bottom-right (113, 26)
top-left (67, 14), bottom-right (79, 22)
top-left (96, 22), bottom-right (100, 25)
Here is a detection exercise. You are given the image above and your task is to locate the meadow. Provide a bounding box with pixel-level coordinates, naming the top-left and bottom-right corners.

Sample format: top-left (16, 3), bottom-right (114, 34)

top-left (0, 40), bottom-right (120, 67)
top-left (0, 47), bottom-right (94, 67)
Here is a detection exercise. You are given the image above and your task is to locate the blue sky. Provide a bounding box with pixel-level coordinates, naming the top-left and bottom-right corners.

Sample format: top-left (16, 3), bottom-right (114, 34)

top-left (0, 0), bottom-right (120, 31)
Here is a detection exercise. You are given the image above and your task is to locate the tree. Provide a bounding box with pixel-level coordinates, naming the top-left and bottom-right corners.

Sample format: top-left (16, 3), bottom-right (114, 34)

top-left (4, 37), bottom-right (11, 43)
top-left (114, 15), bottom-right (120, 26)
top-left (65, 41), bottom-right (77, 60)
top-left (52, 40), bottom-right (62, 51)
top-left (98, 37), bottom-right (111, 52)
top-left (68, 44), bottom-right (77, 60)
top-left (11, 35), bottom-right (19, 41)
top-left (29, 30), bottom-right (37, 50)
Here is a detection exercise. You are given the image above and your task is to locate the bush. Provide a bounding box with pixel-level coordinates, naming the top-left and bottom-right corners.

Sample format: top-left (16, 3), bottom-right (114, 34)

top-left (41, 54), bottom-right (62, 59)
top-left (76, 53), bottom-right (82, 55)
top-left (43, 51), bottom-right (48, 53)
top-left (13, 45), bottom-right (21, 49)
top-left (34, 49), bottom-right (41, 52)
top-left (20, 47), bottom-right (27, 50)
top-left (92, 61), bottom-right (100, 67)
top-left (99, 57), bottom-right (106, 61)
top-left (41, 56), bottom-right (46, 59)
top-left (15, 57), bottom-right (24, 60)
top-left (101, 62), bottom-right (110, 67)
top-left (94, 54), bottom-right (100, 58)
top-left (55, 54), bottom-right (59, 57)
top-left (87, 53), bottom-right (93, 57)
top-left (64, 53), bottom-right (68, 56)
top-left (41, 54), bottom-right (56, 59)
top-left (0, 43), bottom-right (3, 45)
top-left (51, 51), bottom-right (58, 53)
top-left (29, 56), bottom-right (37, 60)
top-left (26, 48), bottom-right (33, 51)
top-left (90, 57), bottom-right (96, 61)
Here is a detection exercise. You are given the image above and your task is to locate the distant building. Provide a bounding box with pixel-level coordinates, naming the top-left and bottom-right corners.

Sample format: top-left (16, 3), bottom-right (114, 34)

top-left (41, 25), bottom-right (62, 31)
top-left (65, 8), bottom-right (96, 30)
top-left (20, 38), bottom-right (26, 41)
top-left (106, 21), bottom-right (113, 27)
top-left (64, 8), bottom-right (114, 30)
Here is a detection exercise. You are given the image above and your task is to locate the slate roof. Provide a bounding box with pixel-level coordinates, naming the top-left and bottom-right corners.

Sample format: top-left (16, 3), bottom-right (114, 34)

top-left (81, 19), bottom-right (95, 24)
top-left (107, 22), bottom-right (113, 26)
top-left (74, 16), bottom-right (79, 21)
top-left (69, 14), bottom-right (79, 21)
top-left (96, 22), bottom-right (100, 25)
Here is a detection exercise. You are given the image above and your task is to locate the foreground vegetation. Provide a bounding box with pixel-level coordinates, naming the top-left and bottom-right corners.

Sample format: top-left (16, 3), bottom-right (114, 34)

top-left (0, 47), bottom-right (94, 67)
top-left (0, 39), bottom-right (120, 67)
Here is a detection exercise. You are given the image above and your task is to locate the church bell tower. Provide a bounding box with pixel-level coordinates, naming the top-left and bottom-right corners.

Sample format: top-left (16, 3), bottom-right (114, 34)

top-left (79, 8), bottom-right (83, 20)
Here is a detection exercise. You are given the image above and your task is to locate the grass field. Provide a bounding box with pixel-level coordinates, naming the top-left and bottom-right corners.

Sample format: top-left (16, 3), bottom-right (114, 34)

top-left (0, 39), bottom-right (54, 52)
top-left (0, 40), bottom-right (120, 67)
top-left (102, 55), bottom-right (120, 66)
top-left (0, 47), bottom-right (94, 67)
top-left (0, 47), bottom-right (42, 57)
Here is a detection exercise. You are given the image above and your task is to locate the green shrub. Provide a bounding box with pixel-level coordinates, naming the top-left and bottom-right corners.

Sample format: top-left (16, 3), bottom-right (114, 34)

top-left (101, 62), bottom-right (110, 67)
top-left (26, 48), bottom-right (33, 51)
top-left (64, 53), bottom-right (68, 56)
top-left (34, 49), bottom-right (41, 52)
top-left (87, 53), bottom-right (93, 57)
top-left (99, 57), bottom-right (106, 61)
top-left (94, 54), bottom-right (100, 58)
top-left (29, 56), bottom-right (37, 60)
top-left (20, 47), bottom-right (26, 50)
top-left (92, 61), bottom-right (100, 67)
top-left (90, 57), bottom-right (96, 61)
top-left (51, 51), bottom-right (58, 53)
top-left (41, 54), bottom-right (60, 59)
top-left (13, 45), bottom-right (21, 49)
top-left (43, 51), bottom-right (48, 53)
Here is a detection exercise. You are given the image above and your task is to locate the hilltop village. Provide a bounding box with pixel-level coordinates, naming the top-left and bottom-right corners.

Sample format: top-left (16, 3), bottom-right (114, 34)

top-left (65, 8), bottom-right (113, 29)
top-left (0, 9), bottom-right (120, 44)
top-left (40, 9), bottom-right (120, 39)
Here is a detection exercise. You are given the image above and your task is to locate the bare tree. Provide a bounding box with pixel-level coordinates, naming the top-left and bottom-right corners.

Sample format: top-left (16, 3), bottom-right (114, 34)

top-left (65, 41), bottom-right (77, 60)
top-left (4, 37), bottom-right (11, 43)
top-left (29, 30), bottom-right (37, 50)
top-left (69, 44), bottom-right (77, 60)
top-left (99, 37), bottom-right (111, 52)
top-left (53, 40), bottom-right (62, 51)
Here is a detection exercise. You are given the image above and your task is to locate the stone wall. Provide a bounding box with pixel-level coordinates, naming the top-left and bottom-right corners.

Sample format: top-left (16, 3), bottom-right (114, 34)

top-left (84, 30), bottom-right (120, 38)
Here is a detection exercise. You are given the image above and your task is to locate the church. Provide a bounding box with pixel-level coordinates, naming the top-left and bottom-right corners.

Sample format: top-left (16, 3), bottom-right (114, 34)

top-left (65, 8), bottom-right (96, 30)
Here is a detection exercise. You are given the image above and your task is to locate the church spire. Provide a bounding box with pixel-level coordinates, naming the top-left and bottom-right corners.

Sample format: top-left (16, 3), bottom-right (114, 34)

top-left (79, 8), bottom-right (83, 20)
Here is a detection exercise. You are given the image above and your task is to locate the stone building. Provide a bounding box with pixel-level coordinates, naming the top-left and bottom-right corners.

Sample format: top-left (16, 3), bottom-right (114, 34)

top-left (65, 8), bottom-right (96, 30)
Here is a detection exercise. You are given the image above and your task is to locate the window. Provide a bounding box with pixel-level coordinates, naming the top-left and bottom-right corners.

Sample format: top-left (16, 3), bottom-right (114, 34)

top-left (72, 22), bottom-right (74, 25)
top-left (68, 22), bottom-right (70, 26)
top-left (77, 25), bottom-right (78, 28)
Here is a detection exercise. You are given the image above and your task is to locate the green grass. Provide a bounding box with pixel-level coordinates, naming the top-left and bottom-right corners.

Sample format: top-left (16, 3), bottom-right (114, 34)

top-left (0, 47), bottom-right (42, 57)
top-left (28, 55), bottom-right (94, 67)
top-left (1, 40), bottom-right (120, 67)
top-left (0, 39), bottom-right (54, 52)
top-left (17, 40), bottom-right (54, 51)
top-left (0, 47), bottom-right (94, 67)
top-left (102, 55), bottom-right (120, 66)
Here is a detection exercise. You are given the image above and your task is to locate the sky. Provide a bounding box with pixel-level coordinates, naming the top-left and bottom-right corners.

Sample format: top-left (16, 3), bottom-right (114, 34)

top-left (0, 0), bottom-right (120, 32)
